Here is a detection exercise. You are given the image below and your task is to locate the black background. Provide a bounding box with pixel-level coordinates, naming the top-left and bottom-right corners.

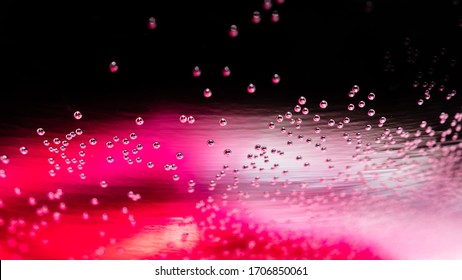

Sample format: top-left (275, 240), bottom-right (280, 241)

top-left (1, 0), bottom-right (462, 107)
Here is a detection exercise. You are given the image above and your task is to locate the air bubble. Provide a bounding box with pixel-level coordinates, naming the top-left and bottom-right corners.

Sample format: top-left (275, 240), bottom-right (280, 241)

top-left (247, 83), bottom-right (256, 94)
top-left (320, 100), bottom-right (328, 109)
top-left (368, 109), bottom-right (376, 116)
top-left (187, 116), bottom-right (195, 124)
top-left (176, 152), bottom-right (184, 160)
top-left (252, 11), bottom-right (261, 24)
top-left (179, 115), bottom-right (187, 123)
top-left (271, 10), bottom-right (280, 22)
top-left (153, 141), bottom-right (161, 149)
top-left (272, 74), bottom-right (281, 84)
top-left (223, 66), bottom-right (231, 77)
top-left (229, 25), bottom-right (238, 37)
top-left (148, 17), bottom-right (157, 30)
top-left (219, 118), bottom-right (228, 126)
top-left (368, 92), bottom-right (376, 100)
top-left (207, 139), bottom-right (215, 146)
top-left (19, 147), bottom-right (28, 155)
top-left (193, 66), bottom-right (201, 77)
top-left (74, 111), bottom-right (82, 120)
top-left (135, 117), bottom-right (144, 125)
top-left (109, 61), bottom-right (118, 73)
top-left (204, 88), bottom-right (212, 98)
top-left (36, 128), bottom-right (45, 136)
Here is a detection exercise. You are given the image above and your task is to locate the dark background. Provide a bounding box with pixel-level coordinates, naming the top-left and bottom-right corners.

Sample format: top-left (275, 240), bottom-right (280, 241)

top-left (1, 0), bottom-right (462, 107)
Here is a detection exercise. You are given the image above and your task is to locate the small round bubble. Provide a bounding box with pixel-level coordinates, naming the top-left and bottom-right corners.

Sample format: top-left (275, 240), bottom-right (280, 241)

top-left (223, 66), bottom-right (231, 77)
top-left (135, 117), bottom-right (144, 125)
top-left (187, 116), bottom-right (195, 124)
top-left (247, 83), bottom-right (256, 94)
top-left (19, 147), bottom-right (28, 155)
top-left (153, 141), bottom-right (161, 149)
top-left (37, 128), bottom-right (45, 136)
top-left (179, 115), bottom-right (187, 123)
top-left (207, 139), bottom-right (215, 146)
top-left (74, 111), bottom-right (83, 120)
top-left (109, 61), bottom-right (118, 73)
top-left (219, 118), bottom-right (227, 126)
top-left (368, 92), bottom-right (376, 100)
top-left (319, 100), bottom-right (328, 109)
top-left (203, 88), bottom-right (212, 98)
top-left (368, 109), bottom-right (376, 116)
top-left (272, 74), bottom-right (281, 84)
top-left (192, 66), bottom-right (201, 77)
top-left (229, 24), bottom-right (238, 37)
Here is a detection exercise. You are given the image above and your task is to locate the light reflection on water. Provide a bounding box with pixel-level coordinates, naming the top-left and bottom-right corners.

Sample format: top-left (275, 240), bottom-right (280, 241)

top-left (0, 93), bottom-right (461, 259)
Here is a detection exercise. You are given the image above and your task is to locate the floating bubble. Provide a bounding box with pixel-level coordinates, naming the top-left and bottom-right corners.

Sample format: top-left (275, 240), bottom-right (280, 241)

top-left (130, 133), bottom-right (137, 140)
top-left (36, 128), bottom-right (45, 136)
top-left (358, 101), bottom-right (366, 108)
top-left (229, 25), bottom-right (238, 37)
top-left (368, 92), bottom-right (376, 100)
top-left (247, 83), bottom-right (256, 94)
top-left (379, 117), bottom-right (387, 124)
top-left (207, 139), bottom-right (215, 146)
top-left (179, 115), bottom-right (187, 123)
top-left (302, 107), bottom-right (309, 115)
top-left (135, 117), bottom-right (144, 125)
top-left (74, 111), bottom-right (82, 120)
top-left (19, 147), bottom-right (28, 155)
top-left (187, 116), bottom-right (195, 124)
top-left (100, 181), bottom-right (108, 188)
top-left (89, 138), bottom-right (97, 145)
top-left (147, 162), bottom-right (154, 168)
top-left (328, 119), bottom-right (335, 126)
top-left (348, 104), bottom-right (355, 111)
top-left (193, 66), bottom-right (201, 77)
top-left (252, 11), bottom-right (261, 24)
top-left (320, 100), bottom-right (328, 109)
top-left (313, 115), bottom-right (321, 122)
top-left (176, 152), bottom-right (184, 160)
top-left (147, 17), bottom-right (157, 30)
top-left (263, 0), bottom-right (272, 10)
top-left (276, 115), bottom-right (284, 122)
top-left (224, 149), bottom-right (232, 156)
top-left (285, 112), bottom-right (292, 119)
top-left (219, 118), bottom-right (228, 126)
top-left (271, 10), bottom-right (280, 22)
top-left (272, 74), bottom-right (281, 84)
top-left (203, 88), bottom-right (212, 98)
top-left (418, 99), bottom-right (424, 105)
top-left (222, 66), bottom-right (231, 77)
top-left (368, 109), bottom-right (376, 116)
top-left (109, 61), bottom-right (118, 73)
top-left (106, 156), bottom-right (114, 163)
top-left (152, 141), bottom-right (161, 149)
